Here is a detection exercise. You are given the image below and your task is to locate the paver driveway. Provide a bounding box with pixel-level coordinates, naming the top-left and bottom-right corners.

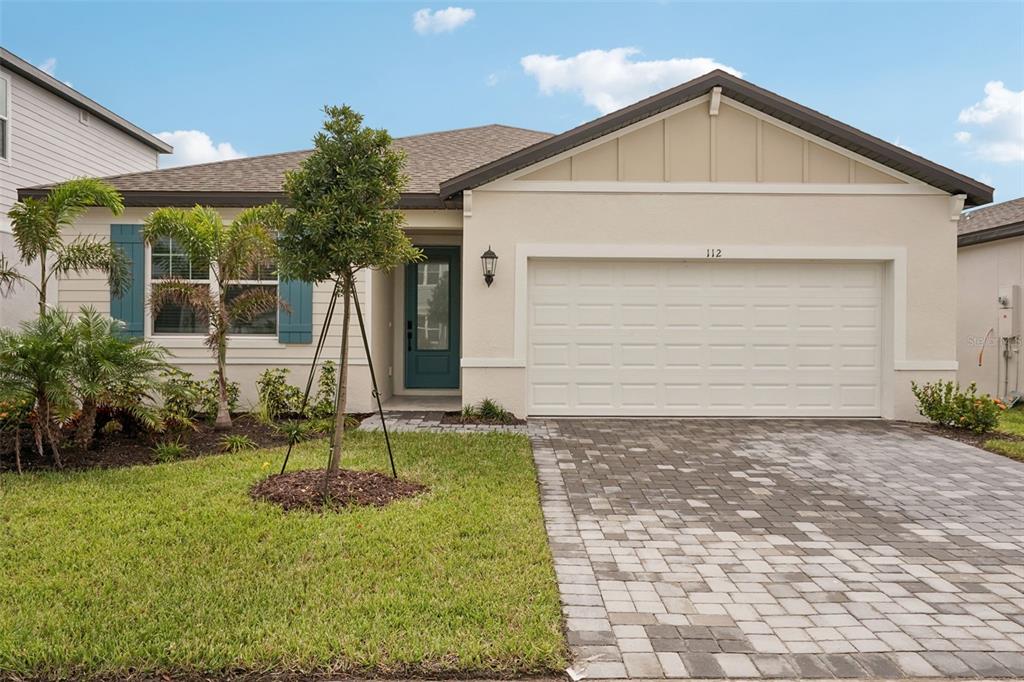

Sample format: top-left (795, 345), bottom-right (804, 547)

top-left (530, 419), bottom-right (1024, 679)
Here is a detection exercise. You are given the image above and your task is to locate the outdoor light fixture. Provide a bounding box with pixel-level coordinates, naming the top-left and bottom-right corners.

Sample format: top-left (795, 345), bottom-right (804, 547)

top-left (480, 246), bottom-right (498, 287)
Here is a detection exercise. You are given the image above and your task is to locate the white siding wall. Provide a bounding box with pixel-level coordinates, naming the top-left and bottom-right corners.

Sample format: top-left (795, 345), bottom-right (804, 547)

top-left (0, 66), bottom-right (160, 327)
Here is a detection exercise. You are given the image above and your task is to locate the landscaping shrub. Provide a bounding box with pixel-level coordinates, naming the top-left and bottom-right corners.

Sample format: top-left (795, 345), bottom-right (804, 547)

top-left (152, 438), bottom-right (189, 462)
top-left (256, 368), bottom-right (303, 421)
top-left (310, 361), bottom-right (338, 419)
top-left (219, 434), bottom-right (258, 454)
top-left (461, 398), bottom-right (517, 424)
top-left (161, 371), bottom-right (240, 425)
top-left (911, 380), bottom-right (1005, 433)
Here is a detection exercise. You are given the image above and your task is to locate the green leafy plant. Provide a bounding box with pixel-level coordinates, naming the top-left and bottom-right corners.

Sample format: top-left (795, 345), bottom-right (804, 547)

top-left (196, 376), bottom-right (240, 423)
top-left (152, 438), bottom-right (188, 462)
top-left (278, 105), bottom-right (420, 489)
top-left (911, 380), bottom-right (1005, 433)
top-left (309, 361), bottom-right (338, 419)
top-left (461, 398), bottom-right (517, 424)
top-left (256, 368), bottom-right (303, 421)
top-left (219, 434), bottom-right (257, 454)
top-left (0, 309), bottom-right (78, 467)
top-left (159, 369), bottom-right (201, 429)
top-left (68, 307), bottom-right (172, 449)
top-left (143, 204), bottom-right (285, 430)
top-left (1, 178), bottom-right (129, 316)
top-left (0, 396), bottom-right (33, 473)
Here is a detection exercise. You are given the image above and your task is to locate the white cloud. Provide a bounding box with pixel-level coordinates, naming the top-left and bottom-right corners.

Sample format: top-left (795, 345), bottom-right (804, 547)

top-left (155, 130), bottom-right (244, 168)
top-left (892, 137), bottom-right (915, 153)
top-left (485, 72), bottom-right (499, 87)
top-left (955, 81), bottom-right (1024, 163)
top-left (38, 57), bottom-right (57, 75)
top-left (413, 7), bottom-right (475, 34)
top-left (521, 48), bottom-right (742, 114)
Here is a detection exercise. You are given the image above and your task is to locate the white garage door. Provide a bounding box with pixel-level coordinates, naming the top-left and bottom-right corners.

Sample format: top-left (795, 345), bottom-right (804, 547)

top-left (527, 259), bottom-right (883, 416)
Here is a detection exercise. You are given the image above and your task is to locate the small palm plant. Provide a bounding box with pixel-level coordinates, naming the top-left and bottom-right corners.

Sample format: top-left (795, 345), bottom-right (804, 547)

top-left (0, 310), bottom-right (78, 467)
top-left (219, 434), bottom-right (257, 454)
top-left (1, 178), bottom-right (130, 315)
top-left (69, 307), bottom-right (172, 449)
top-left (143, 204), bottom-right (285, 430)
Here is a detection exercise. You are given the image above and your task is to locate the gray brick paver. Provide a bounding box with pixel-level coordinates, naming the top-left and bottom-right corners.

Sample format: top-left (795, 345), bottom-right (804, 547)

top-left (530, 418), bottom-right (1024, 679)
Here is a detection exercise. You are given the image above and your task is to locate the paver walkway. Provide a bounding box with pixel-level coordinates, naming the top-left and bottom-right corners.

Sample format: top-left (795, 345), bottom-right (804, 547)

top-left (530, 419), bottom-right (1024, 679)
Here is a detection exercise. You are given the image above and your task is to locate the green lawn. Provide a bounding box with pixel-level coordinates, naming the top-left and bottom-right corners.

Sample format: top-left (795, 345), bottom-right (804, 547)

top-left (0, 431), bottom-right (566, 679)
top-left (979, 407), bottom-right (1024, 462)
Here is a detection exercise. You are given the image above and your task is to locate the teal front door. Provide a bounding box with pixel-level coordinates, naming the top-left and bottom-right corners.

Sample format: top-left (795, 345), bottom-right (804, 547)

top-left (404, 246), bottom-right (460, 389)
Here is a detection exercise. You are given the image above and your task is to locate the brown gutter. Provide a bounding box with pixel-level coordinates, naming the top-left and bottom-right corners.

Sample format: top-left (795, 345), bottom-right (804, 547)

top-left (16, 187), bottom-right (461, 210)
top-left (959, 220), bottom-right (1024, 248)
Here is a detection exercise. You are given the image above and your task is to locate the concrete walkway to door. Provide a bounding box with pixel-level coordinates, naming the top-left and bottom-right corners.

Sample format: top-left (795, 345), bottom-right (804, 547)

top-left (530, 419), bottom-right (1024, 679)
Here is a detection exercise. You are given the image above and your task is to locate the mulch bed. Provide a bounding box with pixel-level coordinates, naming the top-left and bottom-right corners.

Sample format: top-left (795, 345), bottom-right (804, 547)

top-left (251, 468), bottom-right (426, 511)
top-left (441, 411), bottom-right (526, 426)
top-left (0, 414), bottom-right (369, 474)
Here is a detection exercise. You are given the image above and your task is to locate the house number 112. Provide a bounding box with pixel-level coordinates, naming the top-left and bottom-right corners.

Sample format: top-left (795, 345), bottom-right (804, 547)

top-left (705, 248), bottom-right (723, 258)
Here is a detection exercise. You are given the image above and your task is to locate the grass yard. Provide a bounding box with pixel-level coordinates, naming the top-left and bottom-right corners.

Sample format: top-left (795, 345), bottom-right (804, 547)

top-left (978, 407), bottom-right (1024, 462)
top-left (0, 431), bottom-right (566, 679)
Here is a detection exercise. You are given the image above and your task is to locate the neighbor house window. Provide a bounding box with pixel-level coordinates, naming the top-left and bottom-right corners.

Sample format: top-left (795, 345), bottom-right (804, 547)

top-left (0, 75), bottom-right (9, 160)
top-left (226, 258), bottom-right (278, 335)
top-left (151, 236), bottom-right (210, 334)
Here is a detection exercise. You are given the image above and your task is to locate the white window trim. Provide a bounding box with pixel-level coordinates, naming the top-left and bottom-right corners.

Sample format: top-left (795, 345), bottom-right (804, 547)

top-left (0, 72), bottom-right (11, 164)
top-left (144, 241), bottom-right (283, 346)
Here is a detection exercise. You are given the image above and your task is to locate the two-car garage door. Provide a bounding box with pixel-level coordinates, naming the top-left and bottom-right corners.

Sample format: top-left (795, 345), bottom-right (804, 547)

top-left (527, 259), bottom-right (883, 416)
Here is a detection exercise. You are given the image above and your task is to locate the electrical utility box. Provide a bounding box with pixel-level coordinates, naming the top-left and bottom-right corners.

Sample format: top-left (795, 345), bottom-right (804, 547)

top-left (998, 284), bottom-right (1021, 339)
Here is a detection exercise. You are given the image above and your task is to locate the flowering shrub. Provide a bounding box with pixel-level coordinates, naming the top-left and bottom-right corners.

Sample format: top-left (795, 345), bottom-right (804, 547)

top-left (911, 380), bottom-right (1004, 433)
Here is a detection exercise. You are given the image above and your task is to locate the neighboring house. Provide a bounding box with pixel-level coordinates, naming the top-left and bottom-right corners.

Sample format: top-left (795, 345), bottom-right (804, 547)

top-left (20, 70), bottom-right (991, 420)
top-left (0, 47), bottom-right (172, 328)
top-left (957, 198), bottom-right (1024, 399)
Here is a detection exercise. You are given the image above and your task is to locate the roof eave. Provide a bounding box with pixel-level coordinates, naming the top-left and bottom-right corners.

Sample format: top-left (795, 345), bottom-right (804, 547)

top-left (16, 187), bottom-right (461, 210)
top-left (440, 70), bottom-right (993, 207)
top-left (959, 220), bottom-right (1024, 248)
top-left (0, 48), bottom-right (173, 154)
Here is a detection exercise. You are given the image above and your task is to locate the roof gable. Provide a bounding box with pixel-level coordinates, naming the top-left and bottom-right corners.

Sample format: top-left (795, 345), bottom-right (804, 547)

top-left (440, 70), bottom-right (993, 207)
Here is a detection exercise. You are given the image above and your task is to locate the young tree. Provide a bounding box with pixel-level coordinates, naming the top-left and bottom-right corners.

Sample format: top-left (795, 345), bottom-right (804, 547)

top-left (143, 204), bottom-right (284, 430)
top-left (278, 105), bottom-right (419, 491)
top-left (1, 178), bottom-right (130, 315)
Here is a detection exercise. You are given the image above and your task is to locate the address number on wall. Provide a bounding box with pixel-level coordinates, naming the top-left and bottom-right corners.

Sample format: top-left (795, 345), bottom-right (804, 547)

top-left (705, 248), bottom-right (723, 258)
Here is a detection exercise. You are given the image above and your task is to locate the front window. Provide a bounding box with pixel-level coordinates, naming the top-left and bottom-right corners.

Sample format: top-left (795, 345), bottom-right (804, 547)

top-left (151, 237), bottom-right (209, 334)
top-left (227, 258), bottom-right (278, 335)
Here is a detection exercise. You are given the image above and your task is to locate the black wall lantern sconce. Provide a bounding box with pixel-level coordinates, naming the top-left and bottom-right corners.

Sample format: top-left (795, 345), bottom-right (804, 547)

top-left (481, 246), bottom-right (498, 287)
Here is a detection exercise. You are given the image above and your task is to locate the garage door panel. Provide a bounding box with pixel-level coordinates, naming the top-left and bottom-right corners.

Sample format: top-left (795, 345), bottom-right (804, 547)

top-left (527, 259), bottom-right (884, 416)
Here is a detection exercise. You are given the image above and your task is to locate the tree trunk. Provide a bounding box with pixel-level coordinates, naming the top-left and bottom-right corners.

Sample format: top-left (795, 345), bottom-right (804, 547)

top-left (323, 274), bottom-right (352, 498)
top-left (214, 335), bottom-right (232, 430)
top-left (31, 404), bottom-right (44, 460)
top-left (14, 427), bottom-right (22, 474)
top-left (38, 255), bottom-right (47, 317)
top-left (75, 397), bottom-right (98, 449)
top-left (39, 395), bottom-right (62, 469)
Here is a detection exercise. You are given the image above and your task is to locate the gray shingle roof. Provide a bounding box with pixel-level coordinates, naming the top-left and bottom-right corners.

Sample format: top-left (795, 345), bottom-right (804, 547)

top-left (20, 124), bottom-right (551, 207)
top-left (958, 197), bottom-right (1024, 247)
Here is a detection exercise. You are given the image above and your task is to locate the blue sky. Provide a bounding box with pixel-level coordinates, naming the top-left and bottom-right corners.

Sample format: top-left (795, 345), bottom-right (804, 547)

top-left (3, 1), bottom-right (1023, 201)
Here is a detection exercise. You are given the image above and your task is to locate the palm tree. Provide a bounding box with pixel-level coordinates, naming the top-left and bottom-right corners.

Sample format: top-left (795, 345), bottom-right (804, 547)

top-left (143, 205), bottom-right (284, 430)
top-left (1, 178), bottom-right (130, 315)
top-left (0, 309), bottom-right (78, 467)
top-left (70, 307), bottom-right (172, 449)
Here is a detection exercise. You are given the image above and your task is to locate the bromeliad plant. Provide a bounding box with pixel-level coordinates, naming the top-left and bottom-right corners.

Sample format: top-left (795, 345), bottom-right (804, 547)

top-left (143, 204), bottom-right (285, 430)
top-left (1, 178), bottom-right (130, 315)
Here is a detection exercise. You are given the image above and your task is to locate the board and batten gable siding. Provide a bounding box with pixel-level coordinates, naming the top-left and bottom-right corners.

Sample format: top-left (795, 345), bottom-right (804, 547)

top-left (518, 98), bottom-right (908, 186)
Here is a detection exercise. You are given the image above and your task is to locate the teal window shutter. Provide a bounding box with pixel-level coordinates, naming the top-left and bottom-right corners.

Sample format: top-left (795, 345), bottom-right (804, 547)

top-left (109, 224), bottom-right (144, 337)
top-left (278, 279), bottom-right (313, 344)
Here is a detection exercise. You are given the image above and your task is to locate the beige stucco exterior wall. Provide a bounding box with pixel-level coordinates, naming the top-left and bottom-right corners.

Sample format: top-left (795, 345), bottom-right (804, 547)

top-left (957, 237), bottom-right (1024, 398)
top-left (54, 206), bottom-right (461, 411)
top-left (461, 190), bottom-right (957, 421)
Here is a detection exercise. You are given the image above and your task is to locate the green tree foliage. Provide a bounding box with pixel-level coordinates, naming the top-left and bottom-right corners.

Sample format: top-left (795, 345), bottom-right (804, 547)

top-left (278, 105), bottom-right (420, 490)
top-left (143, 204), bottom-right (284, 430)
top-left (1, 178), bottom-right (129, 315)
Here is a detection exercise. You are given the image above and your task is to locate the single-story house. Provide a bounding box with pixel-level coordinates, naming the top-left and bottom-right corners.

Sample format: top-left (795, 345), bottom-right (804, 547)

top-left (957, 197), bottom-right (1024, 399)
top-left (20, 70), bottom-right (992, 420)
